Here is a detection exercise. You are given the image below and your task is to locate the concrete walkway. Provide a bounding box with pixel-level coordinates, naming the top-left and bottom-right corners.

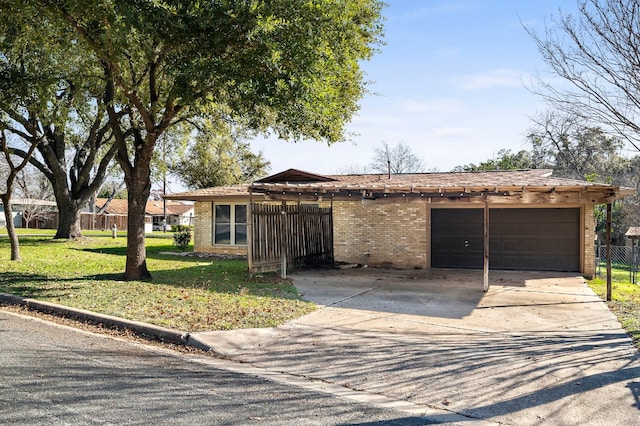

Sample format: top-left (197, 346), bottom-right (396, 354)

top-left (193, 268), bottom-right (640, 425)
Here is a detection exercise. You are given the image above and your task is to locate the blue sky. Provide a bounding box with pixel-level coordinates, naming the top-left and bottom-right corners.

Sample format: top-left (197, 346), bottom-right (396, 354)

top-left (249, 0), bottom-right (578, 175)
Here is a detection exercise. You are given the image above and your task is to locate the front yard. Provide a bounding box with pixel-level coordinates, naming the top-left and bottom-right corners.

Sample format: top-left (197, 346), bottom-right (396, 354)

top-left (0, 234), bottom-right (315, 331)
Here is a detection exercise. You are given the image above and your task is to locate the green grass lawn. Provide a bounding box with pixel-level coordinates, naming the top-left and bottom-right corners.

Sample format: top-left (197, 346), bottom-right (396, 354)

top-left (0, 235), bottom-right (315, 331)
top-left (0, 228), bottom-right (168, 237)
top-left (588, 269), bottom-right (640, 349)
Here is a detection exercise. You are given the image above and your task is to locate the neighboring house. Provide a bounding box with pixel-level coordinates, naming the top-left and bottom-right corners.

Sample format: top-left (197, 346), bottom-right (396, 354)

top-left (0, 198), bottom-right (57, 229)
top-left (92, 198), bottom-right (194, 232)
top-left (145, 200), bottom-right (195, 229)
top-left (0, 202), bottom-right (20, 228)
top-left (165, 168), bottom-right (633, 278)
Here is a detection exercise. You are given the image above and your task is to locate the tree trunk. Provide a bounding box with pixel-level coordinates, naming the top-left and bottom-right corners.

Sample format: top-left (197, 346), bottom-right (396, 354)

top-left (123, 165), bottom-right (152, 280)
top-left (49, 174), bottom-right (84, 239)
top-left (55, 201), bottom-right (83, 239)
top-left (1, 195), bottom-right (21, 261)
top-left (53, 194), bottom-right (84, 239)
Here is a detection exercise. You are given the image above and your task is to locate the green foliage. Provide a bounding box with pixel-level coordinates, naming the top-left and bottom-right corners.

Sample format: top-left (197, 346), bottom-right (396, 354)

top-left (171, 119), bottom-right (270, 189)
top-left (33, 0), bottom-right (385, 143)
top-left (0, 236), bottom-right (315, 331)
top-left (170, 224), bottom-right (192, 233)
top-left (172, 228), bottom-right (192, 251)
top-left (594, 202), bottom-right (627, 235)
top-left (452, 149), bottom-right (537, 172)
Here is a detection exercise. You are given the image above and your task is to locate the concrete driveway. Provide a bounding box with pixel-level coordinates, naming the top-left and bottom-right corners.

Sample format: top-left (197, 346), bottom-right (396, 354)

top-left (196, 268), bottom-right (640, 425)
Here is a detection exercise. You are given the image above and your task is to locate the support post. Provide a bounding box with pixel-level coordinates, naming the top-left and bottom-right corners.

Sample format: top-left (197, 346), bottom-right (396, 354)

top-left (280, 201), bottom-right (287, 279)
top-left (606, 202), bottom-right (612, 301)
top-left (483, 197), bottom-right (489, 292)
top-left (247, 193), bottom-right (253, 274)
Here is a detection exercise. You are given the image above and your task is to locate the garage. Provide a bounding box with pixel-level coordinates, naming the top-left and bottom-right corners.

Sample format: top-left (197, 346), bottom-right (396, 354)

top-left (431, 208), bottom-right (580, 272)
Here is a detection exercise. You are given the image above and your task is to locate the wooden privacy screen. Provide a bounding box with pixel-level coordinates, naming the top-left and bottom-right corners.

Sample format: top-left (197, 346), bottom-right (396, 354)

top-left (249, 203), bottom-right (333, 274)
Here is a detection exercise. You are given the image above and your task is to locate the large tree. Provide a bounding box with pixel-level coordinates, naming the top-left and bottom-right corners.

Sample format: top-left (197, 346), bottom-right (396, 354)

top-left (529, 0), bottom-right (640, 151)
top-left (35, 0), bottom-right (384, 279)
top-left (0, 2), bottom-right (118, 239)
top-left (171, 120), bottom-right (270, 190)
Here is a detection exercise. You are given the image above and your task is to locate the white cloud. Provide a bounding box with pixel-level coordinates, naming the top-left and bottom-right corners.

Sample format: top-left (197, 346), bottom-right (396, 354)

top-left (429, 127), bottom-right (473, 138)
top-left (398, 2), bottom-right (480, 21)
top-left (398, 98), bottom-right (463, 114)
top-left (455, 68), bottom-right (526, 90)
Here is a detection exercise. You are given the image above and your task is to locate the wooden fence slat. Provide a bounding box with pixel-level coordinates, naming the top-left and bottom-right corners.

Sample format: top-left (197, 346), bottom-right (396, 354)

top-left (249, 203), bottom-right (333, 274)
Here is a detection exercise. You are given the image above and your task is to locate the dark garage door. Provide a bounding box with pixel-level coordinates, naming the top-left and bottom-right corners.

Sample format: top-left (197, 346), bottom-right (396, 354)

top-left (431, 208), bottom-right (580, 272)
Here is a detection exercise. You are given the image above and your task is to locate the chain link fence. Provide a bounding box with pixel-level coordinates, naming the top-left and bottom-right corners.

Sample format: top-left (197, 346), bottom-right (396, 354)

top-left (596, 245), bottom-right (640, 283)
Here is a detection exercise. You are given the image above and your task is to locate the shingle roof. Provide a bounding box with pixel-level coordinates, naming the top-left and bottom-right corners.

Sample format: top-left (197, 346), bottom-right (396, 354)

top-left (626, 227), bottom-right (640, 237)
top-left (168, 203), bottom-right (195, 215)
top-left (96, 198), bottom-right (129, 215)
top-left (164, 184), bottom-right (251, 201)
top-left (163, 169), bottom-right (635, 201)
top-left (253, 169), bottom-right (622, 192)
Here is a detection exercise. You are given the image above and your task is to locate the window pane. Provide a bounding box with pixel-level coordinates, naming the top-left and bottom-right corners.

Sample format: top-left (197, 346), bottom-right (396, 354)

top-left (215, 224), bottom-right (231, 244)
top-left (235, 205), bottom-right (247, 224)
top-left (235, 224), bottom-right (247, 245)
top-left (215, 205), bottom-right (231, 223)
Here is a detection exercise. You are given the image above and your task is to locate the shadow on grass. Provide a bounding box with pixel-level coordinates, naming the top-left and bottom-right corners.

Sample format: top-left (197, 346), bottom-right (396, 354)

top-left (78, 244), bottom-right (189, 257)
top-left (146, 261), bottom-right (300, 300)
top-left (78, 246), bottom-right (130, 256)
top-left (0, 271), bottom-right (84, 298)
top-left (0, 236), bottom-right (298, 300)
top-left (4, 237), bottom-right (67, 247)
top-left (0, 257), bottom-right (299, 301)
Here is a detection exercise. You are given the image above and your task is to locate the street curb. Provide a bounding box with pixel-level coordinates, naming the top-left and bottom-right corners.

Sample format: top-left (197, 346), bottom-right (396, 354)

top-left (0, 292), bottom-right (209, 350)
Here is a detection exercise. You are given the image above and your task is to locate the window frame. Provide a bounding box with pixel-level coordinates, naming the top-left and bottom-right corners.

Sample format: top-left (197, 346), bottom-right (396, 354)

top-left (212, 203), bottom-right (248, 246)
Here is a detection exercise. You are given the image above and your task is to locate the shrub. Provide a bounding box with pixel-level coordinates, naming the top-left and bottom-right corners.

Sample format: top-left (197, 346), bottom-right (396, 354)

top-left (171, 224), bottom-right (193, 233)
top-left (173, 228), bottom-right (192, 251)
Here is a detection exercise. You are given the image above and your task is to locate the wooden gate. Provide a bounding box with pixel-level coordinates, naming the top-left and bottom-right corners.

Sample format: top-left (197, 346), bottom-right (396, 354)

top-left (249, 203), bottom-right (333, 274)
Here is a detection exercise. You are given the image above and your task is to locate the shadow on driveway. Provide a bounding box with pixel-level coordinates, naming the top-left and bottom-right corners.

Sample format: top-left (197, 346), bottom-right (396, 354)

top-left (219, 268), bottom-right (640, 425)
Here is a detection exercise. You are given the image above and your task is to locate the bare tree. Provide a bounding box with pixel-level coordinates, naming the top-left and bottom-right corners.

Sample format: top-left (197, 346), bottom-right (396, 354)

top-left (15, 167), bottom-right (55, 229)
top-left (0, 131), bottom-right (40, 260)
top-left (528, 111), bottom-right (627, 181)
top-left (336, 163), bottom-right (372, 175)
top-left (370, 141), bottom-right (426, 174)
top-left (528, 0), bottom-right (640, 151)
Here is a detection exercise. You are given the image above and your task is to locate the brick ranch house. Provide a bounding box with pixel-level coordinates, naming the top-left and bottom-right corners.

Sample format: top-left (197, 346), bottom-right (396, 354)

top-left (165, 168), bottom-right (633, 279)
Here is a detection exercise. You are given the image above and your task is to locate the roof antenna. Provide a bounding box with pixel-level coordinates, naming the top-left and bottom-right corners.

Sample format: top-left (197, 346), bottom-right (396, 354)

top-left (387, 160), bottom-right (391, 179)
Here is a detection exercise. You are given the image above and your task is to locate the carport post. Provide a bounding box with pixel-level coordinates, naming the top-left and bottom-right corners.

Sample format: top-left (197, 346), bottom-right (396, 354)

top-left (280, 202), bottom-right (287, 279)
top-left (483, 197), bottom-right (489, 292)
top-left (606, 202), bottom-right (612, 301)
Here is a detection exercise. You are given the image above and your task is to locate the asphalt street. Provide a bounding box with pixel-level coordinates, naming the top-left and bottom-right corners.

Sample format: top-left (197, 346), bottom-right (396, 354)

top-left (0, 310), bottom-right (433, 426)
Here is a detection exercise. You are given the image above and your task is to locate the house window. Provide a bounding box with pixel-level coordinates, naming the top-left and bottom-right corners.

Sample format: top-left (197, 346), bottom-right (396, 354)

top-left (213, 204), bottom-right (247, 245)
